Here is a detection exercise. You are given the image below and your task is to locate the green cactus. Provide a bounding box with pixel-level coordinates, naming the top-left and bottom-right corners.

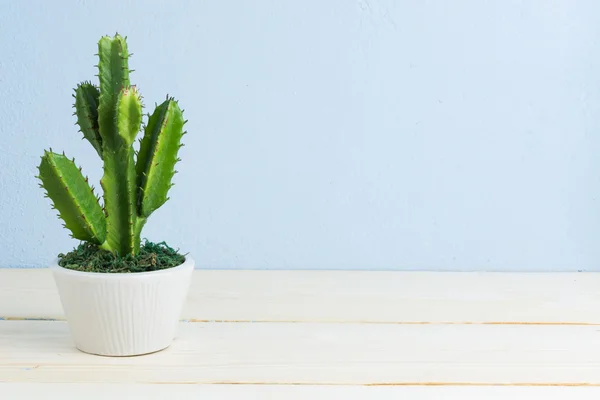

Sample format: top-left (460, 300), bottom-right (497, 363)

top-left (37, 33), bottom-right (186, 256)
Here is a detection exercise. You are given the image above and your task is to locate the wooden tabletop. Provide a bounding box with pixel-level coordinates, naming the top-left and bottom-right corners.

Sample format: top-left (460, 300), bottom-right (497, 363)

top-left (2, 269), bottom-right (600, 398)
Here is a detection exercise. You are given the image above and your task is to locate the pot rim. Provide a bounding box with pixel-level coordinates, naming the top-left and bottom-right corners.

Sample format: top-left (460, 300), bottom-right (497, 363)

top-left (50, 255), bottom-right (195, 279)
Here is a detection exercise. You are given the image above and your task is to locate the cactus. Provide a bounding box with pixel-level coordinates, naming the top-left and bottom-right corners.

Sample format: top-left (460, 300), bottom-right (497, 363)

top-left (37, 34), bottom-right (186, 256)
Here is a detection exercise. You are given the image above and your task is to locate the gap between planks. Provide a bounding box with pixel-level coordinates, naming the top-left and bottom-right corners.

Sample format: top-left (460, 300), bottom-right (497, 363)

top-left (2, 317), bottom-right (600, 326)
top-left (2, 269), bottom-right (600, 324)
top-left (3, 321), bottom-right (600, 385)
top-left (3, 270), bottom-right (600, 387)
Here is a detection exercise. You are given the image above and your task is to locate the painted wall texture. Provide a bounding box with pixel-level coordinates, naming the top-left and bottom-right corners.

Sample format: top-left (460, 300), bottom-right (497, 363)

top-left (1, 0), bottom-right (600, 271)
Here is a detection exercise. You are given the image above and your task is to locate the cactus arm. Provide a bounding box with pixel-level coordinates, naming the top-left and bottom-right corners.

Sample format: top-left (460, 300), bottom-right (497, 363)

top-left (37, 151), bottom-right (106, 245)
top-left (97, 34), bottom-right (130, 147)
top-left (73, 82), bottom-right (102, 157)
top-left (135, 98), bottom-right (185, 218)
top-left (120, 88), bottom-right (147, 249)
top-left (97, 34), bottom-right (139, 255)
top-left (116, 86), bottom-right (143, 145)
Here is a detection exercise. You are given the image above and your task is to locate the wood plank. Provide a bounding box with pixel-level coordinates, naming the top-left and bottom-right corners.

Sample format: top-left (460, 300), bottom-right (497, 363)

top-left (1, 269), bottom-right (600, 323)
top-left (2, 321), bottom-right (600, 385)
top-left (2, 384), bottom-right (600, 400)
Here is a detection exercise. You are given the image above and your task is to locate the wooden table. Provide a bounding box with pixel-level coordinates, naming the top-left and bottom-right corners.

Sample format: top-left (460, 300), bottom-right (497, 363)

top-left (2, 269), bottom-right (600, 398)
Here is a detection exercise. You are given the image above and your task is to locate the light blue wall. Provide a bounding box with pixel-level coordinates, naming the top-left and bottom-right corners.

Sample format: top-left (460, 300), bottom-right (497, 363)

top-left (1, 0), bottom-right (600, 271)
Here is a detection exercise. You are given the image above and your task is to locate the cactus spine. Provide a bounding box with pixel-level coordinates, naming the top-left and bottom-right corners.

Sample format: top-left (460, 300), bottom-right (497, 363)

top-left (37, 34), bottom-right (186, 256)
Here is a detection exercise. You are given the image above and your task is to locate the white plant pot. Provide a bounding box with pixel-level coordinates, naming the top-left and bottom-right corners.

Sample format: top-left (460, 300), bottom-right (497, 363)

top-left (50, 256), bottom-right (194, 356)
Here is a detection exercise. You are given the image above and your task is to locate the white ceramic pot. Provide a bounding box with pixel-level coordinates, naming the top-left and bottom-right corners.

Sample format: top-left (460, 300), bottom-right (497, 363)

top-left (50, 256), bottom-right (194, 356)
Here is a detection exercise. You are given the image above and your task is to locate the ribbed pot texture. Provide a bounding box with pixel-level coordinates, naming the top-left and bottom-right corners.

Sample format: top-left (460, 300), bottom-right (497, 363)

top-left (51, 257), bottom-right (194, 356)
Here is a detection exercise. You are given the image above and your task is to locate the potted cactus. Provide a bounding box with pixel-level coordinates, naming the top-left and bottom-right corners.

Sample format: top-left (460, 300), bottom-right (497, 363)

top-left (36, 33), bottom-right (193, 356)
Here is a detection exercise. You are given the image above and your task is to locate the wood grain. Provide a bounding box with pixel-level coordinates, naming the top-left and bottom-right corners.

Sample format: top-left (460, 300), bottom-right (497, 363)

top-left (1, 269), bottom-right (600, 323)
top-left (3, 269), bottom-right (599, 393)
top-left (2, 320), bottom-right (600, 385)
top-left (2, 383), bottom-right (600, 400)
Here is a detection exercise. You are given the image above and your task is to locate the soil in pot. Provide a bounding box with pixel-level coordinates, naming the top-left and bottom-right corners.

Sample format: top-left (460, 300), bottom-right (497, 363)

top-left (57, 240), bottom-right (186, 273)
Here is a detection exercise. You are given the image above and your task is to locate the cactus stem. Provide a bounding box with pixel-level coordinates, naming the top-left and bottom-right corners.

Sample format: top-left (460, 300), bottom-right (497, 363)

top-left (97, 34), bottom-right (139, 254)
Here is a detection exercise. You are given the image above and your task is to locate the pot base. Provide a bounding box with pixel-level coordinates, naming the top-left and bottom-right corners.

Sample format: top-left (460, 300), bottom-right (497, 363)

top-left (51, 257), bottom-right (194, 357)
top-left (76, 343), bottom-right (172, 357)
